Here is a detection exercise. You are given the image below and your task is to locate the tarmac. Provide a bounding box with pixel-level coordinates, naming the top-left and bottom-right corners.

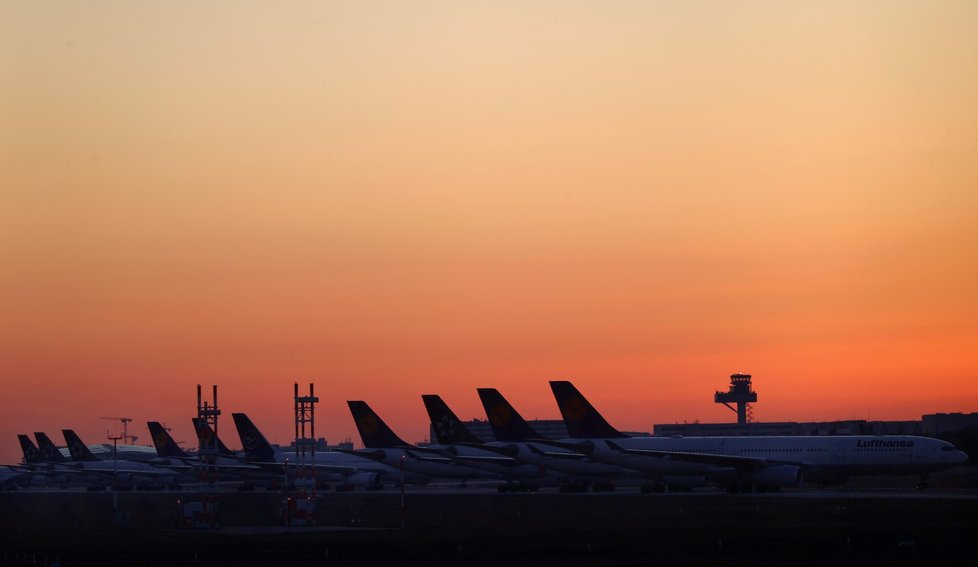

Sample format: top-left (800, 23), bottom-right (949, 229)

top-left (2, 476), bottom-right (978, 566)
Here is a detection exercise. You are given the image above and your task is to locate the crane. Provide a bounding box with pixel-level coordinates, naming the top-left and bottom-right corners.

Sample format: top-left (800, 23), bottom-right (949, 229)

top-left (100, 417), bottom-right (138, 445)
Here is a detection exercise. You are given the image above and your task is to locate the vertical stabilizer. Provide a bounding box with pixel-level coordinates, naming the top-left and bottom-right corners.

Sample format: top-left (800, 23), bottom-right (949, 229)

top-left (421, 394), bottom-right (484, 445)
top-left (347, 401), bottom-right (411, 448)
top-left (33, 432), bottom-right (69, 463)
top-left (18, 435), bottom-right (43, 464)
top-left (230, 413), bottom-right (277, 462)
top-left (476, 388), bottom-right (545, 442)
top-left (549, 381), bottom-right (628, 439)
top-left (192, 417), bottom-right (236, 457)
top-left (61, 430), bottom-right (101, 461)
top-left (147, 422), bottom-right (190, 458)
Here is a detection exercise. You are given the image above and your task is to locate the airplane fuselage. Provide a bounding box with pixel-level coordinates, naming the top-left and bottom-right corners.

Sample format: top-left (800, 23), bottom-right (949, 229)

top-left (580, 434), bottom-right (967, 481)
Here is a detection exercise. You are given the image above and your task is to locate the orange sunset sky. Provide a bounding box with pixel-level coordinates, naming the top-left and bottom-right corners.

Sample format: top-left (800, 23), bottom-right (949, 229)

top-left (2, 1), bottom-right (977, 464)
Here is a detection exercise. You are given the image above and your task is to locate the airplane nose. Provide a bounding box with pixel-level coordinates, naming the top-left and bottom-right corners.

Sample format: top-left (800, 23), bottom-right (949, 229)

top-left (952, 450), bottom-right (969, 465)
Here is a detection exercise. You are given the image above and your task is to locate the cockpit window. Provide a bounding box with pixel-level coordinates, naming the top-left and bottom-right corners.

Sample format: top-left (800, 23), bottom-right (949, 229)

top-left (941, 446), bottom-right (956, 451)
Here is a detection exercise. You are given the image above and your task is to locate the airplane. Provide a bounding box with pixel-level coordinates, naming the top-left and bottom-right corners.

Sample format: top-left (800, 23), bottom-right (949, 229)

top-left (61, 429), bottom-right (181, 490)
top-left (14, 434), bottom-right (72, 488)
top-left (548, 380), bottom-right (971, 493)
top-left (476, 387), bottom-right (678, 492)
top-left (343, 400), bottom-right (495, 483)
top-left (145, 421), bottom-right (268, 484)
top-left (0, 465), bottom-right (29, 490)
top-left (230, 412), bottom-right (418, 489)
top-left (18, 434), bottom-right (45, 465)
top-left (420, 394), bottom-right (561, 491)
top-left (32, 432), bottom-right (71, 464)
top-left (190, 417), bottom-right (239, 458)
top-left (16, 433), bottom-right (93, 488)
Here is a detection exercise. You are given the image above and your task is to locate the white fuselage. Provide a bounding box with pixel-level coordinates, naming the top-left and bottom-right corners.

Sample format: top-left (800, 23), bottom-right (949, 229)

top-left (580, 435), bottom-right (967, 478)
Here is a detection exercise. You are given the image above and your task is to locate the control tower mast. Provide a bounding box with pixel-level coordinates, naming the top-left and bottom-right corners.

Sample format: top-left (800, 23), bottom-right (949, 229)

top-left (714, 373), bottom-right (757, 424)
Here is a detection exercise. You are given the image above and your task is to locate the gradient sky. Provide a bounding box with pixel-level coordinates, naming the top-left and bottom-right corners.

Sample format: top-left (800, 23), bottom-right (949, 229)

top-left (2, 1), bottom-right (977, 463)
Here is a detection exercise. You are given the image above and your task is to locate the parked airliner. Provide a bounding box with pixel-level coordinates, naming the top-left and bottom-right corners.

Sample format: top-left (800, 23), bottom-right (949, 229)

top-left (231, 412), bottom-right (419, 489)
top-left (343, 401), bottom-right (494, 482)
top-left (421, 394), bottom-right (560, 491)
top-left (549, 381), bottom-right (970, 492)
top-left (477, 387), bottom-right (689, 492)
top-left (60, 430), bottom-right (181, 489)
top-left (146, 421), bottom-right (270, 483)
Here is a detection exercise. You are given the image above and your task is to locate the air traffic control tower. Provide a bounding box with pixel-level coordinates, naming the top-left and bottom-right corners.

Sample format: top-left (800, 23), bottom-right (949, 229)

top-left (715, 373), bottom-right (757, 424)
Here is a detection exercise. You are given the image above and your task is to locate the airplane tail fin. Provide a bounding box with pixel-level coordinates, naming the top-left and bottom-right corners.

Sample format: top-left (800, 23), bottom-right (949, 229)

top-left (192, 418), bottom-right (236, 457)
top-left (549, 381), bottom-right (628, 439)
top-left (347, 401), bottom-right (411, 448)
top-left (61, 430), bottom-right (101, 461)
top-left (476, 388), bottom-right (545, 441)
top-left (34, 432), bottom-right (69, 463)
top-left (18, 435), bottom-right (42, 464)
top-left (147, 422), bottom-right (189, 458)
top-left (421, 394), bottom-right (484, 445)
top-left (230, 413), bottom-right (277, 462)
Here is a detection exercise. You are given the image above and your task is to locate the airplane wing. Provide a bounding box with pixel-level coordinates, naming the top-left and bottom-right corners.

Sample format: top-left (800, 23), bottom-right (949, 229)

top-left (403, 448), bottom-right (455, 464)
top-left (333, 448), bottom-right (387, 462)
top-left (154, 457), bottom-right (264, 472)
top-left (455, 442), bottom-right (519, 457)
top-left (527, 439), bottom-right (595, 454)
top-left (526, 444), bottom-right (590, 461)
top-left (604, 440), bottom-right (803, 469)
top-left (450, 454), bottom-right (522, 466)
top-left (148, 458), bottom-right (197, 471)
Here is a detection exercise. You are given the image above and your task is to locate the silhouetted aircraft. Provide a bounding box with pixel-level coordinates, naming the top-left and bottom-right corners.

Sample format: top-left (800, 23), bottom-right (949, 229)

top-left (421, 393), bottom-right (560, 491)
top-left (342, 401), bottom-right (493, 483)
top-left (548, 381), bottom-right (970, 493)
top-left (231, 412), bottom-right (420, 489)
top-left (61, 429), bottom-right (181, 489)
top-left (476, 388), bottom-right (678, 492)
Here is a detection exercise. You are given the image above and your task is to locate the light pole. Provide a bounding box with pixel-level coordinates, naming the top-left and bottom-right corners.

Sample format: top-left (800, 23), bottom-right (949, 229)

top-left (108, 431), bottom-right (122, 511)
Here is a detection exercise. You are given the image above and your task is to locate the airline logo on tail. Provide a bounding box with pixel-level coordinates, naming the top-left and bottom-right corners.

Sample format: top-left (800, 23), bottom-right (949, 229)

top-left (560, 396), bottom-right (588, 423)
top-left (69, 441), bottom-right (87, 459)
top-left (487, 403), bottom-right (513, 428)
top-left (240, 429), bottom-right (260, 451)
top-left (357, 412), bottom-right (381, 436)
top-left (432, 415), bottom-right (458, 444)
